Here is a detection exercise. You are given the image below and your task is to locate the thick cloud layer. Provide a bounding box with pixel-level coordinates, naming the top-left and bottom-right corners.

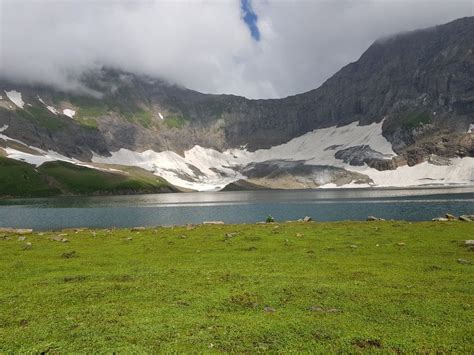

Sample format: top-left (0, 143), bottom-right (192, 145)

top-left (0, 0), bottom-right (471, 98)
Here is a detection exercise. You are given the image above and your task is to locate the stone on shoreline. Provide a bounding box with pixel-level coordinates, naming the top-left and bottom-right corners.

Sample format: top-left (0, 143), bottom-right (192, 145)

top-left (432, 217), bottom-right (449, 222)
top-left (131, 227), bottom-right (146, 231)
top-left (203, 221), bottom-right (225, 225)
top-left (459, 215), bottom-right (472, 222)
top-left (367, 216), bottom-right (385, 221)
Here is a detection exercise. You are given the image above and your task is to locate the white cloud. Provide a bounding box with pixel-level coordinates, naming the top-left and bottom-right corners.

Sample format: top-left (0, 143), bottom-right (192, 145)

top-left (0, 0), bottom-right (471, 98)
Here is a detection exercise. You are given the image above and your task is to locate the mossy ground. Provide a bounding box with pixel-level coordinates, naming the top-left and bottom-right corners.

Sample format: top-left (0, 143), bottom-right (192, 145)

top-left (0, 221), bottom-right (472, 352)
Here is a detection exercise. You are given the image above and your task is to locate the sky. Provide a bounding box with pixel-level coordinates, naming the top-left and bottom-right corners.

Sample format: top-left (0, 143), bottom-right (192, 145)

top-left (0, 0), bottom-right (472, 99)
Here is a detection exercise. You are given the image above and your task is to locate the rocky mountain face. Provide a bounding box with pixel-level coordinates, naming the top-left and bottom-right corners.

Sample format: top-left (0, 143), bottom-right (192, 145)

top-left (0, 17), bottom-right (472, 193)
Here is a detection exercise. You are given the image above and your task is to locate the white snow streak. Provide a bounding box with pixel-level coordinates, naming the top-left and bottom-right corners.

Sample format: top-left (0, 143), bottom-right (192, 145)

top-left (158, 112), bottom-right (164, 120)
top-left (0, 133), bottom-right (118, 172)
top-left (37, 96), bottom-right (59, 114)
top-left (0, 125), bottom-right (8, 132)
top-left (4, 90), bottom-right (24, 108)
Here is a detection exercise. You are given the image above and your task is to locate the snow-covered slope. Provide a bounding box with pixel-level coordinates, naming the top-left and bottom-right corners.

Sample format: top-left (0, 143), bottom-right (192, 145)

top-left (92, 121), bottom-right (474, 191)
top-left (1, 119), bottom-right (473, 191)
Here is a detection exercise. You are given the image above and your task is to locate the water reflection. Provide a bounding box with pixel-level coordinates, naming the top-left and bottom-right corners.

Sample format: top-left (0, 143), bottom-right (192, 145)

top-left (0, 187), bottom-right (473, 230)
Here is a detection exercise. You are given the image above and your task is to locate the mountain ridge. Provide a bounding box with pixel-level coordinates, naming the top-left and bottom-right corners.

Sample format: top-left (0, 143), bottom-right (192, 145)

top-left (0, 17), bottom-right (472, 194)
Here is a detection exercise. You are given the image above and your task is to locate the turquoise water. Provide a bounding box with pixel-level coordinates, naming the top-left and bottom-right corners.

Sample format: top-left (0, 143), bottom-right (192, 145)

top-left (0, 187), bottom-right (473, 230)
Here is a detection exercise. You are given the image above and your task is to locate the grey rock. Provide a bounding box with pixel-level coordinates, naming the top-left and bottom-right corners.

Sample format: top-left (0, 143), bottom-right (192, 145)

top-left (263, 306), bottom-right (275, 313)
top-left (432, 217), bottom-right (449, 222)
top-left (459, 215), bottom-right (472, 222)
top-left (303, 216), bottom-right (312, 222)
top-left (367, 216), bottom-right (385, 221)
top-left (203, 221), bottom-right (225, 225)
top-left (457, 259), bottom-right (472, 264)
top-left (15, 229), bottom-right (33, 235)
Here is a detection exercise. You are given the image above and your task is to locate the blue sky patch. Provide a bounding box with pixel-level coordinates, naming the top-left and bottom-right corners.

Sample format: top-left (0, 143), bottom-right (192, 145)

top-left (241, 0), bottom-right (260, 41)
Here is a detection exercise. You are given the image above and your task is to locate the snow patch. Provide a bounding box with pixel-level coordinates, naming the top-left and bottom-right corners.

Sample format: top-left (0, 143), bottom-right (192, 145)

top-left (158, 112), bottom-right (164, 120)
top-left (63, 109), bottom-right (76, 118)
top-left (468, 124), bottom-right (474, 133)
top-left (0, 124), bottom-right (8, 132)
top-left (348, 159), bottom-right (474, 187)
top-left (5, 90), bottom-right (24, 108)
top-left (0, 133), bottom-right (119, 172)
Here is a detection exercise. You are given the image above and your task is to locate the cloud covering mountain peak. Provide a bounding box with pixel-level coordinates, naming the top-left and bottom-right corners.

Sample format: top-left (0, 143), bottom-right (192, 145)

top-left (0, 0), bottom-right (471, 98)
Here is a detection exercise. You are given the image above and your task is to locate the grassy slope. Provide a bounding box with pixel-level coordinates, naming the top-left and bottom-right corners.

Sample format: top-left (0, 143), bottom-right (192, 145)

top-left (0, 157), bottom-right (175, 198)
top-left (39, 161), bottom-right (172, 195)
top-left (0, 221), bottom-right (472, 352)
top-left (0, 157), bottom-right (60, 197)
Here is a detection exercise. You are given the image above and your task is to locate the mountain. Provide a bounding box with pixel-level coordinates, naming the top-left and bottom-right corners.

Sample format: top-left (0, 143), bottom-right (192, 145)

top-left (0, 17), bottom-right (473, 195)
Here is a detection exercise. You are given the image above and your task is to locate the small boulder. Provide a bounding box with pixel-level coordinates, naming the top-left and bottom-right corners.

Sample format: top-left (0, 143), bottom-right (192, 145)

top-left (131, 226), bottom-right (146, 231)
top-left (349, 245), bottom-right (358, 249)
top-left (432, 217), bottom-right (449, 222)
top-left (17, 236), bottom-right (26, 241)
top-left (296, 233), bottom-right (303, 237)
top-left (459, 215), bottom-right (472, 222)
top-left (457, 258), bottom-right (471, 264)
top-left (15, 229), bottom-right (33, 235)
top-left (303, 216), bottom-right (312, 222)
top-left (445, 213), bottom-right (456, 220)
top-left (263, 306), bottom-right (275, 313)
top-left (22, 242), bottom-right (32, 250)
top-left (203, 221), bottom-right (225, 225)
top-left (397, 242), bottom-right (406, 246)
top-left (464, 240), bottom-right (474, 247)
top-left (367, 216), bottom-right (384, 221)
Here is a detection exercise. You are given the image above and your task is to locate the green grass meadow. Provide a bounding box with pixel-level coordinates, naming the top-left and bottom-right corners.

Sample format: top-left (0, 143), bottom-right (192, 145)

top-left (0, 221), bottom-right (472, 352)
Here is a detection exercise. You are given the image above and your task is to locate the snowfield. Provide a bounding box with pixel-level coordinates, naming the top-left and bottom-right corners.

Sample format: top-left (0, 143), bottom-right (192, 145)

top-left (92, 121), bottom-right (474, 191)
top-left (1, 119), bottom-right (472, 191)
top-left (4, 90), bottom-right (24, 108)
